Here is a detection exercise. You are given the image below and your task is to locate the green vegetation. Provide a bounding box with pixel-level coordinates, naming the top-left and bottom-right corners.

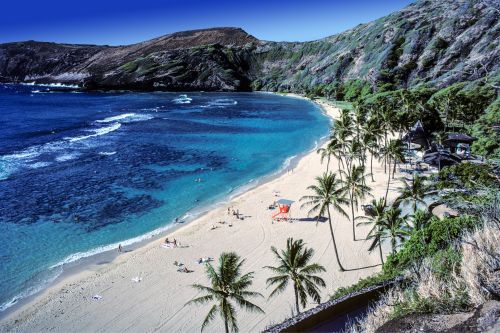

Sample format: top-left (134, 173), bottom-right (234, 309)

top-left (187, 252), bottom-right (264, 333)
top-left (300, 172), bottom-right (349, 271)
top-left (265, 238), bottom-right (327, 314)
top-left (471, 98), bottom-right (500, 158)
top-left (437, 162), bottom-right (498, 190)
top-left (309, 80), bottom-right (500, 324)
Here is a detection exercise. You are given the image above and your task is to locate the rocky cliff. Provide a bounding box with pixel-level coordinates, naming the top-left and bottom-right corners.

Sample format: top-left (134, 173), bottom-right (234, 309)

top-left (0, 0), bottom-right (498, 91)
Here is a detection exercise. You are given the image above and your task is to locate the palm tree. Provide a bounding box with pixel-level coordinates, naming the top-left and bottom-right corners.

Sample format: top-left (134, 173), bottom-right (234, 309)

top-left (328, 136), bottom-right (345, 177)
top-left (316, 146), bottom-right (331, 172)
top-left (409, 209), bottom-right (432, 232)
top-left (374, 104), bottom-right (395, 173)
top-left (363, 118), bottom-right (383, 182)
top-left (345, 139), bottom-right (363, 172)
top-left (356, 198), bottom-right (387, 264)
top-left (395, 174), bottom-right (429, 213)
top-left (433, 132), bottom-right (447, 171)
top-left (382, 139), bottom-right (405, 201)
top-left (333, 109), bottom-right (353, 174)
top-left (340, 165), bottom-right (372, 241)
top-left (187, 252), bottom-right (264, 333)
top-left (366, 206), bottom-right (410, 255)
top-left (265, 238), bottom-right (326, 314)
top-left (300, 172), bottom-right (349, 271)
top-left (316, 138), bottom-right (339, 172)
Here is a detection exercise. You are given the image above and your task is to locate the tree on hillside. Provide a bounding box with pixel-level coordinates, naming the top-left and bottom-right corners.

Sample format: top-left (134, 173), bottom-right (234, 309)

top-left (365, 206), bottom-right (410, 255)
top-left (395, 174), bottom-right (430, 213)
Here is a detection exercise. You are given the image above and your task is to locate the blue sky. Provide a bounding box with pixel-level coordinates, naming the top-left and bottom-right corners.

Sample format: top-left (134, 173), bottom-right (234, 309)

top-left (1, 0), bottom-right (414, 45)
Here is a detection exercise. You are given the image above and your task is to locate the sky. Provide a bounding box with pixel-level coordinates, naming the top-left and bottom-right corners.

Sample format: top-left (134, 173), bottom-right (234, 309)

top-left (1, 0), bottom-right (414, 45)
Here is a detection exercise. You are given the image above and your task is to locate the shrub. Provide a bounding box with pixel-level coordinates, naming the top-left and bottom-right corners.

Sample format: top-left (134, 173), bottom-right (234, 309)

top-left (383, 215), bottom-right (477, 276)
top-left (437, 162), bottom-right (498, 189)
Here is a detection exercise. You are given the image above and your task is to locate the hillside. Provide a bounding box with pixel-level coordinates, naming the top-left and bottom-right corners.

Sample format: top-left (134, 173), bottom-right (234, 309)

top-left (0, 0), bottom-right (498, 91)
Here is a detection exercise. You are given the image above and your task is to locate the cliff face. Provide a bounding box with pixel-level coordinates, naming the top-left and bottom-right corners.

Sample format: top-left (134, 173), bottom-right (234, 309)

top-left (0, 0), bottom-right (498, 91)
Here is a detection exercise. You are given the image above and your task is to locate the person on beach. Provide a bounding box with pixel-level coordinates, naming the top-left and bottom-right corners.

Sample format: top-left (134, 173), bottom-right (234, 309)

top-left (173, 239), bottom-right (178, 247)
top-left (165, 237), bottom-right (170, 244)
top-left (118, 244), bottom-right (122, 253)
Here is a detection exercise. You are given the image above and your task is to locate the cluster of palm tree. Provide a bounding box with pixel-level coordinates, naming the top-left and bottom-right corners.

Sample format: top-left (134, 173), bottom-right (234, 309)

top-left (315, 105), bottom-right (409, 233)
top-left (305, 102), bottom-right (414, 270)
top-left (188, 238), bottom-right (326, 332)
top-left (357, 174), bottom-right (433, 264)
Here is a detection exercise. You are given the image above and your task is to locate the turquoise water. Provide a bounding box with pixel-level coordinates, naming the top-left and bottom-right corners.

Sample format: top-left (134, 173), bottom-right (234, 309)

top-left (0, 85), bottom-right (330, 312)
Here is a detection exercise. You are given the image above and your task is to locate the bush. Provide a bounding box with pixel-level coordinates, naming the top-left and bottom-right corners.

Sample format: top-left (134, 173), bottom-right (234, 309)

top-left (330, 272), bottom-right (394, 300)
top-left (438, 162), bottom-right (498, 189)
top-left (471, 98), bottom-right (500, 158)
top-left (383, 215), bottom-right (478, 276)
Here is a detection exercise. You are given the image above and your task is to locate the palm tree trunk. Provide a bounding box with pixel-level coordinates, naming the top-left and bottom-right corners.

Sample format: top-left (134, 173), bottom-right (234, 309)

top-left (392, 159), bottom-right (397, 178)
top-left (385, 159), bottom-right (391, 202)
top-left (327, 207), bottom-right (346, 271)
top-left (378, 237), bottom-right (384, 265)
top-left (339, 157), bottom-right (345, 181)
top-left (391, 236), bottom-right (396, 255)
top-left (370, 153), bottom-right (375, 182)
top-left (384, 133), bottom-right (388, 174)
top-left (294, 284), bottom-right (300, 314)
top-left (223, 305), bottom-right (229, 333)
top-left (326, 156), bottom-right (330, 173)
top-left (350, 194), bottom-right (356, 241)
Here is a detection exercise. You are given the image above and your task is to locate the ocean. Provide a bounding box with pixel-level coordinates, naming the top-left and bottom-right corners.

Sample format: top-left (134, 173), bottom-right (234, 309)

top-left (0, 84), bottom-right (330, 312)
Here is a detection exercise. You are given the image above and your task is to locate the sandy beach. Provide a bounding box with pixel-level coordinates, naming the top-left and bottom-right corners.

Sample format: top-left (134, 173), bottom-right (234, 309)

top-left (0, 96), bottom-right (403, 333)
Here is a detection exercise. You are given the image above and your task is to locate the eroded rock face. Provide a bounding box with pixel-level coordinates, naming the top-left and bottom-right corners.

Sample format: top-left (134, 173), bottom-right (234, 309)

top-left (0, 0), bottom-right (499, 91)
top-left (375, 300), bottom-right (500, 333)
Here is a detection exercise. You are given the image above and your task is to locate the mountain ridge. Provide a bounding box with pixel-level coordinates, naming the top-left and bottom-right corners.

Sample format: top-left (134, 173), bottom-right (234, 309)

top-left (0, 0), bottom-right (498, 91)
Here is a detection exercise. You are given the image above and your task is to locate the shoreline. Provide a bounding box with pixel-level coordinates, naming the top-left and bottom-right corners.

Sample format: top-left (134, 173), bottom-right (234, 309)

top-left (0, 92), bottom-right (331, 319)
top-left (1, 94), bottom-right (400, 333)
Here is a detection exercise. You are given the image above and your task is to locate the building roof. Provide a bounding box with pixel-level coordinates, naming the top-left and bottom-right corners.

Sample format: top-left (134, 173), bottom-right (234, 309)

top-left (276, 199), bottom-right (294, 206)
top-left (445, 133), bottom-right (476, 143)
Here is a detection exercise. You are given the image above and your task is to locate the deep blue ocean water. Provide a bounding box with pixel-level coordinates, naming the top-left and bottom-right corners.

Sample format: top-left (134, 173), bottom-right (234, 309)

top-left (0, 84), bottom-right (329, 312)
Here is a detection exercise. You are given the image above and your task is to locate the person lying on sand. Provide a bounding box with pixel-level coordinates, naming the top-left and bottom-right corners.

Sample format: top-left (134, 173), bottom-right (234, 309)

top-left (178, 266), bottom-right (193, 273)
top-left (197, 257), bottom-right (213, 264)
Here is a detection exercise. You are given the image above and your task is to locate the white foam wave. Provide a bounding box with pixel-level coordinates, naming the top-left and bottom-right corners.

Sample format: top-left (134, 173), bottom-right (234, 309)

top-left (99, 151), bottom-right (116, 156)
top-left (49, 222), bottom-right (179, 269)
top-left (28, 161), bottom-right (51, 169)
top-left (96, 113), bottom-right (136, 123)
top-left (282, 154), bottom-right (297, 170)
top-left (67, 123), bottom-right (121, 142)
top-left (96, 113), bottom-right (154, 124)
top-left (0, 266), bottom-right (63, 312)
top-left (4, 151), bottom-right (39, 160)
top-left (55, 153), bottom-right (79, 162)
top-left (203, 99), bottom-right (238, 108)
top-left (21, 82), bottom-right (80, 89)
top-left (172, 94), bottom-right (193, 104)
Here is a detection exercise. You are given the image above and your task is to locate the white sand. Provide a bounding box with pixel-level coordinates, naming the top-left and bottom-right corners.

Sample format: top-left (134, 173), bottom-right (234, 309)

top-left (0, 96), bottom-right (403, 333)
